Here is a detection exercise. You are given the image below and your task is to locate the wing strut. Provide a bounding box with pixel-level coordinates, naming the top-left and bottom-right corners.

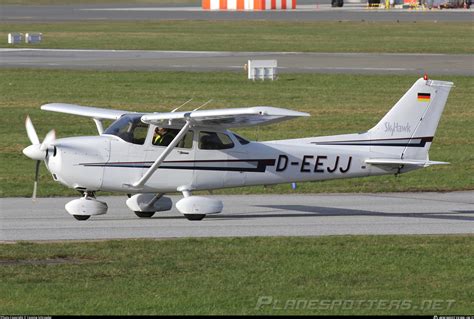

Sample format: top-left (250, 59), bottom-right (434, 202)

top-left (131, 120), bottom-right (192, 189)
top-left (93, 118), bottom-right (104, 134)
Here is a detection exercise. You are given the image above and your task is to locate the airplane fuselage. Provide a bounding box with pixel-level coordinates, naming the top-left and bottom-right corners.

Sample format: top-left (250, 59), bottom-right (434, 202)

top-left (46, 129), bottom-right (400, 194)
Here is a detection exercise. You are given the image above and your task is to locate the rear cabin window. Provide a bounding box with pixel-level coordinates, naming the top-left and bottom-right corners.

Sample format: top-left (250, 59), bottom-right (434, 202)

top-left (199, 131), bottom-right (234, 150)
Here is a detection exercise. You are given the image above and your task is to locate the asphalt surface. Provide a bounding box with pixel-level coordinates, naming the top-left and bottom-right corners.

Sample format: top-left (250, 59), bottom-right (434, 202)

top-left (1, 4), bottom-right (472, 22)
top-left (2, 49), bottom-right (472, 75)
top-left (1, 192), bottom-right (473, 241)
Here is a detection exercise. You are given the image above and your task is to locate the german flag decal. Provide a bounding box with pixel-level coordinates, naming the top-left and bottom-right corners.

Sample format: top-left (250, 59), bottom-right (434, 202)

top-left (418, 93), bottom-right (431, 102)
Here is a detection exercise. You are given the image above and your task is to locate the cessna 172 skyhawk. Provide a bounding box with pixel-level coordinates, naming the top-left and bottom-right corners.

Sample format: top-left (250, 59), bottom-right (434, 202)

top-left (23, 77), bottom-right (453, 221)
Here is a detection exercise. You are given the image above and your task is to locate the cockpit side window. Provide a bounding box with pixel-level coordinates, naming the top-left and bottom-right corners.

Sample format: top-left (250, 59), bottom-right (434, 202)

top-left (103, 114), bottom-right (149, 145)
top-left (199, 131), bottom-right (234, 150)
top-left (152, 128), bottom-right (194, 149)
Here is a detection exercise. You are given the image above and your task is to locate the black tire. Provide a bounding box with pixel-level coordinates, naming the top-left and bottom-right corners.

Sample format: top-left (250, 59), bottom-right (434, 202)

top-left (134, 211), bottom-right (155, 218)
top-left (184, 214), bottom-right (206, 221)
top-left (338, 0), bottom-right (344, 7)
top-left (73, 215), bottom-right (90, 221)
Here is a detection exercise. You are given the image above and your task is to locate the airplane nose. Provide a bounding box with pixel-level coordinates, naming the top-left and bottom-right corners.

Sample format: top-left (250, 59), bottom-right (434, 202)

top-left (46, 145), bottom-right (61, 179)
top-left (22, 144), bottom-right (46, 161)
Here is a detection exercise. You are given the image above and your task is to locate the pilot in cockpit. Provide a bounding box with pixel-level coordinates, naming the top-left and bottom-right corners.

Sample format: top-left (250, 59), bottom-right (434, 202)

top-left (153, 127), bottom-right (174, 146)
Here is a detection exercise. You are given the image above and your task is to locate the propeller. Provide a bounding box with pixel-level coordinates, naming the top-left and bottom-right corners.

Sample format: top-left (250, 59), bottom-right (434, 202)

top-left (33, 160), bottom-right (40, 200)
top-left (25, 115), bottom-right (40, 145)
top-left (40, 129), bottom-right (56, 152)
top-left (22, 116), bottom-right (56, 200)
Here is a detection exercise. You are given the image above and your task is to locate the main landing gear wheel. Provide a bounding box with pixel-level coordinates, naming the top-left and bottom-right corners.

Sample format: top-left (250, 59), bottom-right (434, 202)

top-left (184, 214), bottom-right (206, 221)
top-left (134, 211), bottom-right (155, 218)
top-left (73, 215), bottom-right (91, 221)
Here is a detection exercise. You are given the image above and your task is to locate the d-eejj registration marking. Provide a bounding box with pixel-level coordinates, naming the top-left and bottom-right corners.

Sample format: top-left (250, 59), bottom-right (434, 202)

top-left (275, 155), bottom-right (352, 173)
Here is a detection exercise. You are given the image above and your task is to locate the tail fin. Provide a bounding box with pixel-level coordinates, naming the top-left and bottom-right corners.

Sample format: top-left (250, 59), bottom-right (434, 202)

top-left (367, 77), bottom-right (453, 160)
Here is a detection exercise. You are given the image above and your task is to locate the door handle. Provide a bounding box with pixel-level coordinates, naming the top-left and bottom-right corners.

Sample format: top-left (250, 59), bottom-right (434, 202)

top-left (178, 151), bottom-right (189, 155)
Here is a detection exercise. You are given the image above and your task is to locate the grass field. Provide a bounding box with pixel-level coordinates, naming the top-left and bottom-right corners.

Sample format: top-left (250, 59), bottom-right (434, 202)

top-left (0, 236), bottom-right (472, 315)
top-left (1, 21), bottom-right (473, 54)
top-left (0, 69), bottom-right (472, 197)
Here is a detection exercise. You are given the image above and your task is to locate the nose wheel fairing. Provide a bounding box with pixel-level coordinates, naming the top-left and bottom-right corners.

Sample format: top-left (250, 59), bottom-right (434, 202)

top-left (65, 194), bottom-right (108, 220)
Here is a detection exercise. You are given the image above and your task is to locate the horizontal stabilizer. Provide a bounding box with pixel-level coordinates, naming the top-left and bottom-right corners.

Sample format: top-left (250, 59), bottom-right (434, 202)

top-left (41, 103), bottom-right (131, 120)
top-left (365, 158), bottom-right (449, 167)
top-left (141, 106), bottom-right (310, 128)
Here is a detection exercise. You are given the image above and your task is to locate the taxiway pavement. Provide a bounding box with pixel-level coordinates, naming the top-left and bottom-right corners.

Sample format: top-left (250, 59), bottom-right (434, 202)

top-left (1, 191), bottom-right (473, 241)
top-left (1, 4), bottom-right (471, 22)
top-left (2, 49), bottom-right (472, 75)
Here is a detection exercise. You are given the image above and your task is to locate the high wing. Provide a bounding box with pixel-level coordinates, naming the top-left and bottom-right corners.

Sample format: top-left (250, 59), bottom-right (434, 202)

top-left (141, 106), bottom-right (310, 128)
top-left (40, 103), bottom-right (309, 134)
top-left (41, 104), bottom-right (309, 128)
top-left (41, 103), bottom-right (131, 120)
top-left (41, 103), bottom-right (135, 134)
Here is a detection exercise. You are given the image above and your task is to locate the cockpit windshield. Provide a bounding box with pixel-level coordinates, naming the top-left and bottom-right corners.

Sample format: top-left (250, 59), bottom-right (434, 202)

top-left (103, 114), bottom-right (149, 145)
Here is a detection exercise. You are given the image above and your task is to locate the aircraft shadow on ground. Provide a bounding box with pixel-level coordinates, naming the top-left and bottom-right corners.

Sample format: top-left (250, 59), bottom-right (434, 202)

top-left (209, 206), bottom-right (474, 222)
top-left (93, 208), bottom-right (474, 222)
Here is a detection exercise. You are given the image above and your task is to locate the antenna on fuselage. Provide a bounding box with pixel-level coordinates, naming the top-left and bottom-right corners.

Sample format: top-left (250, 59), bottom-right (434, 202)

top-left (193, 99), bottom-right (213, 112)
top-left (168, 99), bottom-right (193, 125)
top-left (171, 98), bottom-right (193, 113)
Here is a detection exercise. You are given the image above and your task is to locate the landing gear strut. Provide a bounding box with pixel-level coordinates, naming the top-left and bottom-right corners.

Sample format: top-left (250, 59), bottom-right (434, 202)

top-left (126, 193), bottom-right (172, 218)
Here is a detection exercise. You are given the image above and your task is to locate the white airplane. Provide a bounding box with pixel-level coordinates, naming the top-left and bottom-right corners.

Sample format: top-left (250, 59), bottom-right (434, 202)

top-left (23, 76), bottom-right (453, 221)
